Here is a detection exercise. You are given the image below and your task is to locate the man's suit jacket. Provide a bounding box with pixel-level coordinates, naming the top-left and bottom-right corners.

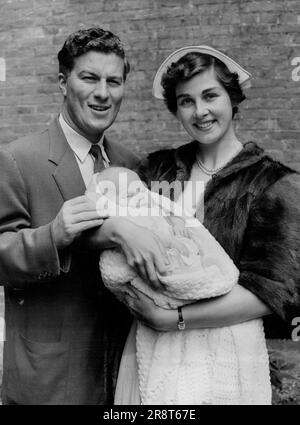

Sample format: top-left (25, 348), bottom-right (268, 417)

top-left (0, 118), bottom-right (139, 404)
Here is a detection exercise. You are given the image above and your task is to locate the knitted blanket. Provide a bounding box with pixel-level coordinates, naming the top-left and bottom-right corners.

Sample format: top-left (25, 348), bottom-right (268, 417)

top-left (100, 222), bottom-right (239, 309)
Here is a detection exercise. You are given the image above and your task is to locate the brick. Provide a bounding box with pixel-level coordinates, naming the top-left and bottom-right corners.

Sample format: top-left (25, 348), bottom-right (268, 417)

top-left (36, 104), bottom-right (60, 114)
top-left (21, 113), bottom-right (50, 124)
top-left (118, 0), bottom-right (156, 11)
top-left (3, 105), bottom-right (36, 117)
top-left (277, 117), bottom-right (300, 130)
top-left (241, 1), bottom-right (300, 13)
top-left (282, 139), bottom-right (300, 151)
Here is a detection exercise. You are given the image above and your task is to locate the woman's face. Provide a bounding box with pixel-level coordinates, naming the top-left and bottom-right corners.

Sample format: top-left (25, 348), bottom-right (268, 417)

top-left (175, 67), bottom-right (235, 146)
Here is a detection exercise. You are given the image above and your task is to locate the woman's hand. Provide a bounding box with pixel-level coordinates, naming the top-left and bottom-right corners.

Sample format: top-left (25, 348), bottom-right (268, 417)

top-left (124, 288), bottom-right (178, 332)
top-left (78, 215), bottom-right (188, 288)
top-left (109, 218), bottom-right (171, 290)
top-left (112, 219), bottom-right (189, 287)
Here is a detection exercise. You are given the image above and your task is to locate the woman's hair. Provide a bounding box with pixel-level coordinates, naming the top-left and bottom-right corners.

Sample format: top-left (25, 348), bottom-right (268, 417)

top-left (161, 52), bottom-right (245, 117)
top-left (57, 27), bottom-right (130, 80)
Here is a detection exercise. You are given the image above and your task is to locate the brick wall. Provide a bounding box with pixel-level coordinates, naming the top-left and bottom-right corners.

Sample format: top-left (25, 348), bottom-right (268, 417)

top-left (0, 0), bottom-right (299, 165)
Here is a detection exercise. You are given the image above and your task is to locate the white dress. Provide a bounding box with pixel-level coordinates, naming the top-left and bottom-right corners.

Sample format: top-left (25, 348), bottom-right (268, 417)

top-left (114, 319), bottom-right (270, 405)
top-left (99, 181), bottom-right (271, 405)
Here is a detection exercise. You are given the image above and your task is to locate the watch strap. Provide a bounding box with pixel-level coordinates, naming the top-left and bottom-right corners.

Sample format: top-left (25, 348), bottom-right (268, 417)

top-left (177, 306), bottom-right (185, 330)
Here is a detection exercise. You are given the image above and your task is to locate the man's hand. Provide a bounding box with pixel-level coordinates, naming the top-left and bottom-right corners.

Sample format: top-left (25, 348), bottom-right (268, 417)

top-left (51, 195), bottom-right (105, 249)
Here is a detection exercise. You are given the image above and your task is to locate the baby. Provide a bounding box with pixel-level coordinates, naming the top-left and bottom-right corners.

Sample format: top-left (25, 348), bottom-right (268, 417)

top-left (85, 167), bottom-right (237, 306)
top-left (86, 167), bottom-right (271, 405)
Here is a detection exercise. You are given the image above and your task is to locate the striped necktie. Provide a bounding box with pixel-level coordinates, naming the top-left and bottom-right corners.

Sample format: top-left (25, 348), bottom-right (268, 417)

top-left (90, 144), bottom-right (104, 173)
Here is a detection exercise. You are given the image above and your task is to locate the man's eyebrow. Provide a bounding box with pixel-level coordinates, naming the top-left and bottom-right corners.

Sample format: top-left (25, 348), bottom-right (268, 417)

top-left (78, 70), bottom-right (123, 80)
top-left (106, 75), bottom-right (123, 80)
top-left (78, 70), bottom-right (98, 77)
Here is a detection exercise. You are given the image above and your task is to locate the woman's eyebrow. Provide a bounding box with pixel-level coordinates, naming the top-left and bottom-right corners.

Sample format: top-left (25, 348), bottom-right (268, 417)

top-left (176, 93), bottom-right (191, 100)
top-left (176, 86), bottom-right (220, 100)
top-left (202, 87), bottom-right (220, 94)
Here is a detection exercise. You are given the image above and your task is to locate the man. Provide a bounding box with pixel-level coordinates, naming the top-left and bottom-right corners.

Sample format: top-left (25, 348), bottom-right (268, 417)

top-left (0, 27), bottom-right (167, 405)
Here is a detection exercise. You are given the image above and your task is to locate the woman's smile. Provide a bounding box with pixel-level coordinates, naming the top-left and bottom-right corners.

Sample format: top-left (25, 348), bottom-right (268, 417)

top-left (193, 119), bottom-right (216, 131)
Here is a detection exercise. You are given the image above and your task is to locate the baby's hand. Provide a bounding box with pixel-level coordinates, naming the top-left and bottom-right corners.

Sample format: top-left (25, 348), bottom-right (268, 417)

top-left (168, 216), bottom-right (190, 238)
top-left (171, 225), bottom-right (190, 238)
top-left (159, 233), bottom-right (189, 257)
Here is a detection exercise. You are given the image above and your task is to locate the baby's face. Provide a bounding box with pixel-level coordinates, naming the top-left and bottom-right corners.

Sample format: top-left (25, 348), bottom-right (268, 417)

top-left (95, 173), bottom-right (148, 204)
top-left (116, 177), bottom-right (148, 206)
top-left (86, 169), bottom-right (150, 209)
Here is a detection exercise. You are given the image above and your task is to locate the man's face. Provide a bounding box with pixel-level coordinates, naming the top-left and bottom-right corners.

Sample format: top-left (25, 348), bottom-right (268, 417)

top-left (59, 50), bottom-right (125, 142)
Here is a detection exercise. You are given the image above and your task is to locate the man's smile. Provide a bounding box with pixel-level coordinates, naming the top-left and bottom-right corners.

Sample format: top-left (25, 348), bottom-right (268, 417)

top-left (89, 104), bottom-right (111, 112)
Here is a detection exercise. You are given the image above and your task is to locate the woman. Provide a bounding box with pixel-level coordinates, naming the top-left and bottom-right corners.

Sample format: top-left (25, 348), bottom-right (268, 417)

top-left (113, 45), bottom-right (300, 404)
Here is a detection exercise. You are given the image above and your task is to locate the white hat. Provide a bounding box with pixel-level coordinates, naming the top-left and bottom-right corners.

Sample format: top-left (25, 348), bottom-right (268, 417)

top-left (152, 45), bottom-right (252, 99)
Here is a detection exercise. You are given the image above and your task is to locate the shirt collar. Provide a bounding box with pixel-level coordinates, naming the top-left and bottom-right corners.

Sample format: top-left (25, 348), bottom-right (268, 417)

top-left (58, 114), bottom-right (110, 164)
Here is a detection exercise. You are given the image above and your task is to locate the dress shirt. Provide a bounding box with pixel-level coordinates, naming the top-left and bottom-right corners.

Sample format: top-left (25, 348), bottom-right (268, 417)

top-left (59, 114), bottom-right (110, 187)
top-left (176, 162), bottom-right (206, 223)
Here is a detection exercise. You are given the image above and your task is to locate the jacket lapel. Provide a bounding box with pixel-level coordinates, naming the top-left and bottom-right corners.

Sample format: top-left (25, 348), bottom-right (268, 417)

top-left (103, 137), bottom-right (129, 166)
top-left (48, 118), bottom-right (86, 201)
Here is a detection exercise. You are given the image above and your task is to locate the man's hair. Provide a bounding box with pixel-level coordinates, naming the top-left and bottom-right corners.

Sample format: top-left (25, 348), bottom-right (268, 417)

top-left (161, 52), bottom-right (245, 117)
top-left (57, 27), bottom-right (130, 80)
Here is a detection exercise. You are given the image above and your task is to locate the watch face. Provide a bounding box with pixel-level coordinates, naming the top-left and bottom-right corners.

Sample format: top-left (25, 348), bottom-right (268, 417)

top-left (178, 321), bottom-right (185, 331)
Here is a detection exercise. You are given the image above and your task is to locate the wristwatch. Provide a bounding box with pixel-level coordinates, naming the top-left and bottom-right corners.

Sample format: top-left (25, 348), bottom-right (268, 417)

top-left (177, 306), bottom-right (185, 330)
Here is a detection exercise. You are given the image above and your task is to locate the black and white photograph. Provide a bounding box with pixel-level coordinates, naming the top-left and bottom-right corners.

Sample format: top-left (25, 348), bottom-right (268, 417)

top-left (0, 0), bottom-right (300, 411)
